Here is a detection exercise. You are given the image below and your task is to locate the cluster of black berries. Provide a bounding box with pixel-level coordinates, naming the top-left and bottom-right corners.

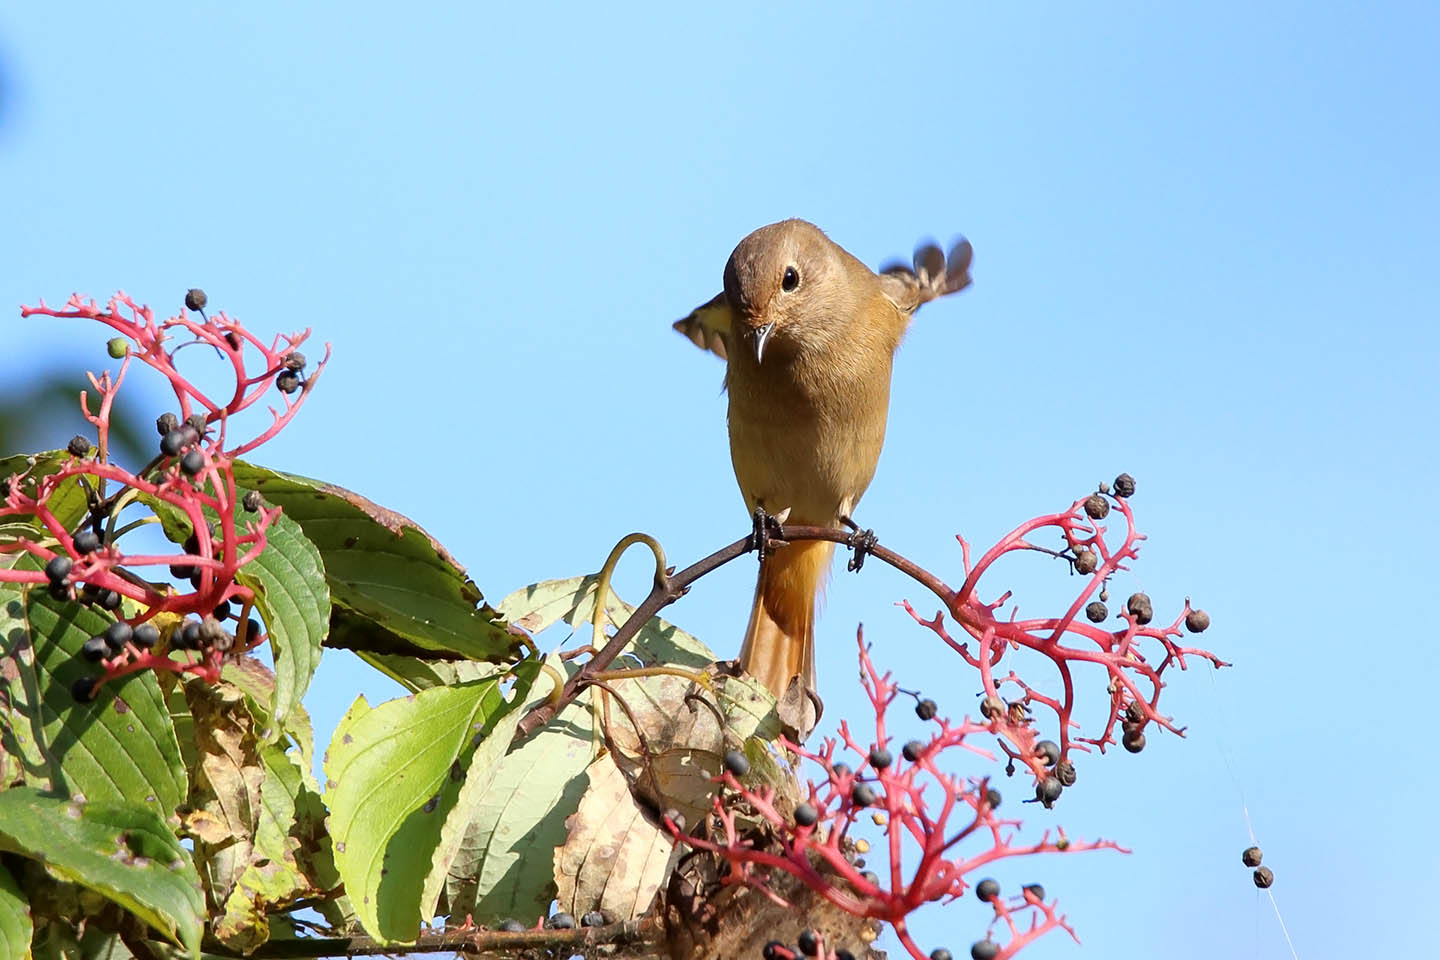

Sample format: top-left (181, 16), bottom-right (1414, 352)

top-left (276, 350), bottom-right (307, 396)
top-left (964, 880), bottom-right (1048, 959)
top-left (157, 410), bottom-right (212, 479)
top-left (1242, 845), bottom-right (1273, 889)
top-left (760, 930), bottom-right (864, 960)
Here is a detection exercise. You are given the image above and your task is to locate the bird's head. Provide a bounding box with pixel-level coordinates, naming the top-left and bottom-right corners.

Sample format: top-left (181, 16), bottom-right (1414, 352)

top-left (722, 219), bottom-right (850, 364)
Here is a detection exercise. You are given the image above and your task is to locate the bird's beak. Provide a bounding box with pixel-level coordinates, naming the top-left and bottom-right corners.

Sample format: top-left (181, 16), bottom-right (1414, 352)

top-left (747, 322), bottom-right (775, 364)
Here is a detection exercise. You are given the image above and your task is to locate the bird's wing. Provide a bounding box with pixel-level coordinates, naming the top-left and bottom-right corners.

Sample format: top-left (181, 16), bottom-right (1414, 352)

top-left (877, 236), bottom-right (974, 315)
top-left (672, 291), bottom-right (732, 361)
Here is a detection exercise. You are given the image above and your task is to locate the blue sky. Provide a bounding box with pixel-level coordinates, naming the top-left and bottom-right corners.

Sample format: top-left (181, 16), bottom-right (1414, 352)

top-left (4, 3), bottom-right (1437, 957)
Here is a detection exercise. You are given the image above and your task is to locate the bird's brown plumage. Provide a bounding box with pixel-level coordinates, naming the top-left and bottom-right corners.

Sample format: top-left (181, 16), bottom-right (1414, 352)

top-left (675, 219), bottom-right (973, 716)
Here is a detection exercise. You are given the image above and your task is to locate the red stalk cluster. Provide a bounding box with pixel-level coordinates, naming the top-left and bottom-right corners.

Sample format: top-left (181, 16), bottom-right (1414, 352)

top-left (2, 292), bottom-right (327, 693)
top-left (671, 485), bottom-right (1224, 960)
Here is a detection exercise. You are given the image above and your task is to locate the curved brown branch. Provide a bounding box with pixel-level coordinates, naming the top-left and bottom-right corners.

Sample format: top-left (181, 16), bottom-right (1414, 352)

top-left (514, 522), bottom-right (953, 740)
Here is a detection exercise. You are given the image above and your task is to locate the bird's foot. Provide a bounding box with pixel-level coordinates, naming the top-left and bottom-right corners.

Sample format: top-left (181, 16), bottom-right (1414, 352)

top-left (841, 515), bottom-right (878, 572)
top-left (748, 505), bottom-right (788, 559)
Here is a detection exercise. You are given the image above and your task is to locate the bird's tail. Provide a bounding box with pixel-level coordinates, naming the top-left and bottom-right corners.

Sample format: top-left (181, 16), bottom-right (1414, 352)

top-left (739, 539), bottom-right (833, 699)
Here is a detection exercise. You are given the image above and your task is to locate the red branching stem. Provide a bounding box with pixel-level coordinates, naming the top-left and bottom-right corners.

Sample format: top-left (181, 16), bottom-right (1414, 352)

top-left (4, 291), bottom-right (320, 694)
top-left (669, 631), bottom-right (1124, 960)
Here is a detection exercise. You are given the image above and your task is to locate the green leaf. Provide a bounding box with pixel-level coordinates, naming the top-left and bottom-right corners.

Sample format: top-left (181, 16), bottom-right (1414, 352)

top-left (230, 508), bottom-right (327, 739)
top-left (228, 463), bottom-right (520, 662)
top-left (140, 490), bottom-right (328, 743)
top-left (0, 451), bottom-right (92, 533)
top-left (356, 653), bottom-right (503, 693)
top-left (440, 655), bottom-right (596, 924)
top-left (0, 787), bottom-right (203, 955)
top-left (0, 582), bottom-right (186, 817)
top-left (323, 671), bottom-right (532, 943)
top-left (0, 860), bottom-right (31, 960)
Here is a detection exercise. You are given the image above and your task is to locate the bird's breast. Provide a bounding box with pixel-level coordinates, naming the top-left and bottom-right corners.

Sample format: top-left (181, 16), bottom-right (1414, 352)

top-left (726, 344), bottom-right (894, 526)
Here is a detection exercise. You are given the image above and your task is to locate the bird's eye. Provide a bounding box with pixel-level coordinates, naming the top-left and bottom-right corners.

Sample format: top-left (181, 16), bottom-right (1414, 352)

top-left (781, 266), bottom-right (800, 292)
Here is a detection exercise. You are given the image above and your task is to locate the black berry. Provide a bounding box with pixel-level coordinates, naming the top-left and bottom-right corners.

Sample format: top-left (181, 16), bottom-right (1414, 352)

top-left (1112, 473), bottom-right (1136, 497)
top-left (1034, 740), bottom-right (1061, 766)
top-left (71, 675), bottom-right (100, 702)
top-left (170, 563), bottom-right (196, 581)
top-left (975, 877), bottom-right (1000, 901)
top-left (1122, 728), bottom-right (1146, 753)
top-left (580, 910), bottom-right (608, 927)
top-left (276, 371), bottom-right (301, 394)
top-left (178, 620), bottom-right (202, 650)
top-left (915, 698), bottom-right (937, 720)
top-left (1023, 882), bottom-right (1045, 902)
top-left (831, 763), bottom-right (852, 780)
top-left (762, 943), bottom-right (786, 960)
top-left (970, 941), bottom-right (998, 960)
top-left (184, 288), bottom-right (207, 311)
top-left (931, 950), bottom-right (954, 960)
top-left (282, 351), bottom-right (306, 371)
top-left (133, 623), bottom-right (160, 649)
top-left (1085, 601), bottom-right (1107, 622)
top-left (1083, 493), bottom-right (1110, 519)
top-left (902, 739), bottom-right (925, 762)
top-left (81, 636), bottom-right (109, 662)
top-left (1186, 609), bottom-right (1211, 632)
top-left (66, 435), bottom-right (90, 457)
top-left (73, 531), bottom-right (101, 554)
top-left (45, 555), bottom-right (72, 585)
top-left (98, 589), bottom-right (121, 611)
top-left (1055, 759), bottom-right (1077, 786)
top-left (851, 783), bottom-right (877, 808)
top-left (160, 430), bottom-right (187, 457)
top-left (723, 749), bottom-right (750, 777)
top-left (793, 803), bottom-right (819, 827)
top-left (243, 490), bottom-right (264, 512)
top-left (835, 951), bottom-right (857, 960)
top-left (1073, 549), bottom-right (1098, 574)
top-left (1035, 777), bottom-right (1062, 806)
top-left (156, 412), bottom-right (180, 437)
top-left (213, 599), bottom-right (231, 621)
top-left (1253, 866), bottom-right (1274, 888)
top-left (797, 929), bottom-right (819, 956)
top-left (497, 919), bottom-right (525, 932)
top-left (983, 787), bottom-right (1002, 810)
top-left (185, 413), bottom-right (207, 434)
top-left (180, 450), bottom-right (205, 476)
top-left (103, 621), bottom-right (133, 651)
top-left (1126, 592), bottom-right (1153, 625)
top-left (1242, 845), bottom-right (1263, 867)
top-left (546, 912), bottom-right (576, 929)
top-left (869, 746), bottom-right (893, 769)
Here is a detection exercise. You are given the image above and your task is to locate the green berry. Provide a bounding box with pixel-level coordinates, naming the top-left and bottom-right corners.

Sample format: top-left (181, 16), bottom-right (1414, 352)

top-left (106, 337), bottom-right (128, 359)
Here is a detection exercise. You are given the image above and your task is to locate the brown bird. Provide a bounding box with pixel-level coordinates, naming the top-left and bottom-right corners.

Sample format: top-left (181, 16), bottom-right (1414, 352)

top-left (675, 219), bottom-right (973, 719)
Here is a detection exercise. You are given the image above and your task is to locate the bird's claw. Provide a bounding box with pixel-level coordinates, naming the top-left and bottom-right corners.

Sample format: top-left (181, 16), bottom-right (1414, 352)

top-left (842, 516), bottom-right (878, 572)
top-left (748, 505), bottom-right (786, 559)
